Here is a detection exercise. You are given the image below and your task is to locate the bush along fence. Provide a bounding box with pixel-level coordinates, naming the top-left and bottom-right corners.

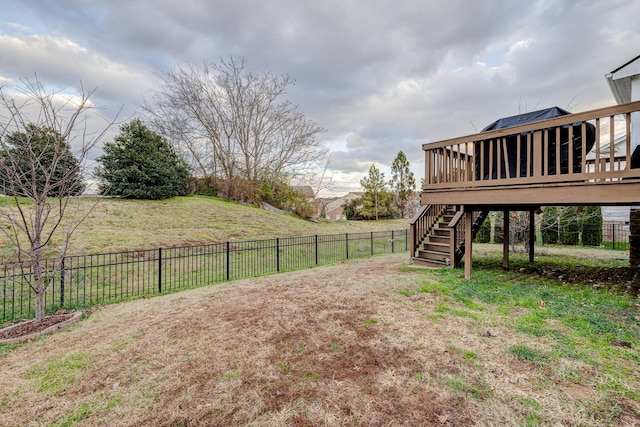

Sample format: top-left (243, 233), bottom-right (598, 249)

top-left (1, 229), bottom-right (408, 324)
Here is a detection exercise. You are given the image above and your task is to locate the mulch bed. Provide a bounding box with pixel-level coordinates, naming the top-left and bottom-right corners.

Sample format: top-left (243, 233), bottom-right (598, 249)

top-left (0, 313), bottom-right (75, 340)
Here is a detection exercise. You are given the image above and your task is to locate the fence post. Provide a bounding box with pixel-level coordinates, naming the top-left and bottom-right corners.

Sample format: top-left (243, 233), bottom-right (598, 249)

top-left (226, 241), bottom-right (230, 281)
top-left (158, 248), bottom-right (162, 293)
top-left (346, 233), bottom-right (349, 259)
top-left (612, 224), bottom-right (616, 250)
top-left (60, 257), bottom-right (65, 307)
top-left (392, 230), bottom-right (395, 253)
top-left (276, 238), bottom-right (280, 272)
top-left (371, 232), bottom-right (374, 256)
top-left (405, 228), bottom-right (408, 251)
top-left (315, 235), bottom-right (318, 265)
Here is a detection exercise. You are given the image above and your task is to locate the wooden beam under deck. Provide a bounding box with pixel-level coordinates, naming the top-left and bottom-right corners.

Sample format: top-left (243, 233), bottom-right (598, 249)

top-left (421, 180), bottom-right (640, 207)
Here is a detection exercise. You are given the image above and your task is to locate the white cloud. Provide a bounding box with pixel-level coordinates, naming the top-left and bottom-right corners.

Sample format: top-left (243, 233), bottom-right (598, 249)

top-left (1, 0), bottom-right (640, 194)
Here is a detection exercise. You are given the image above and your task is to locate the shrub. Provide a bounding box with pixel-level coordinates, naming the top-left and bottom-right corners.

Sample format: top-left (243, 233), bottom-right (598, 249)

top-left (96, 120), bottom-right (189, 200)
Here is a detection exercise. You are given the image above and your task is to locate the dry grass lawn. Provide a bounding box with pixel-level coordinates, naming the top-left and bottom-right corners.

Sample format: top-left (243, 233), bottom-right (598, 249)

top-left (1, 254), bottom-right (638, 426)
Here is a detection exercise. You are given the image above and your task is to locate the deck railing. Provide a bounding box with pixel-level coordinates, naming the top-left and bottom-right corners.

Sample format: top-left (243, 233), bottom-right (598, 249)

top-left (409, 204), bottom-right (447, 257)
top-left (423, 101), bottom-right (640, 191)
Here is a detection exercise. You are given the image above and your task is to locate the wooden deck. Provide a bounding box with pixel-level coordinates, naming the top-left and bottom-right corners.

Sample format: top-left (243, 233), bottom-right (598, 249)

top-left (420, 100), bottom-right (640, 207)
top-left (411, 101), bottom-right (640, 277)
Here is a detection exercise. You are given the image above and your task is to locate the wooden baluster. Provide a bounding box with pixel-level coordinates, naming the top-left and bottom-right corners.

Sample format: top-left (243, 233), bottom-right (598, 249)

top-left (626, 113), bottom-right (631, 170)
top-left (610, 116), bottom-right (615, 172)
top-left (595, 118), bottom-right (600, 174)
top-left (568, 125), bottom-right (574, 174)
top-left (555, 127), bottom-right (561, 175)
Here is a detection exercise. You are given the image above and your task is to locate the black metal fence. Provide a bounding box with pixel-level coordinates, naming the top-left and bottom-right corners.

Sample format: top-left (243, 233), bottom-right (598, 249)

top-left (478, 222), bottom-right (631, 251)
top-left (1, 229), bottom-right (408, 324)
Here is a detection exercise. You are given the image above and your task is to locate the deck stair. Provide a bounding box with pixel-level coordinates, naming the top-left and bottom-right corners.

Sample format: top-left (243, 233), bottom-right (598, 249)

top-left (411, 205), bottom-right (489, 268)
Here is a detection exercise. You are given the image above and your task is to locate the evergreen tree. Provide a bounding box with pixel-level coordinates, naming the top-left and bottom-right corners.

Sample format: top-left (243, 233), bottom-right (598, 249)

top-left (360, 164), bottom-right (396, 220)
top-left (96, 119), bottom-right (189, 200)
top-left (541, 206), bottom-right (559, 244)
top-left (581, 206), bottom-right (603, 246)
top-left (389, 151), bottom-right (416, 218)
top-left (342, 197), bottom-right (364, 220)
top-left (0, 124), bottom-right (84, 197)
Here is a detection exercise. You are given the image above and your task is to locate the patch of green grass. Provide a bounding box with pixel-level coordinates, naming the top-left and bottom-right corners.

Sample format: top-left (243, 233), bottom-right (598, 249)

top-left (278, 363), bottom-right (288, 374)
top-left (0, 388), bottom-right (20, 413)
top-left (453, 295), bottom-right (486, 311)
top-left (28, 352), bottom-right (93, 394)
top-left (224, 370), bottom-right (241, 379)
top-left (50, 402), bottom-right (94, 427)
top-left (445, 376), bottom-right (491, 400)
top-left (449, 345), bottom-right (479, 361)
top-left (509, 345), bottom-right (552, 366)
top-left (363, 318), bottom-right (378, 325)
top-left (434, 301), bottom-right (450, 313)
top-left (0, 343), bottom-right (21, 357)
top-left (450, 309), bottom-right (479, 320)
top-left (418, 281), bottom-right (451, 295)
top-left (302, 372), bottom-right (319, 381)
top-left (523, 412), bottom-right (541, 427)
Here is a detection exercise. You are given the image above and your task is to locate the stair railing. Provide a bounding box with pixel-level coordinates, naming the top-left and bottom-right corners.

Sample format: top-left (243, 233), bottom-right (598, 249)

top-left (448, 210), bottom-right (490, 267)
top-left (409, 204), bottom-right (447, 257)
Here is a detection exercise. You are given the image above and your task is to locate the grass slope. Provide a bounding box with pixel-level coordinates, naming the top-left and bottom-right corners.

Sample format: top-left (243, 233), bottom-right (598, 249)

top-left (0, 195), bottom-right (409, 256)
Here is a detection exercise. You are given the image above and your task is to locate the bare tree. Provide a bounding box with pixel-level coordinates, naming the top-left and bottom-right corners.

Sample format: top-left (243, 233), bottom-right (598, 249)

top-left (0, 78), bottom-right (116, 323)
top-left (143, 57), bottom-right (326, 200)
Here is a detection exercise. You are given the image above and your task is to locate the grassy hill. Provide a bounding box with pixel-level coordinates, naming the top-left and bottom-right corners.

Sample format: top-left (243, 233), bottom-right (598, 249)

top-left (0, 195), bottom-right (409, 256)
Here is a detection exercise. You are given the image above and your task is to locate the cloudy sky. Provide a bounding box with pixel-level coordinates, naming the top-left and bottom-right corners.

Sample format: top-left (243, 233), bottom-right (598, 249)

top-left (1, 0), bottom-right (639, 195)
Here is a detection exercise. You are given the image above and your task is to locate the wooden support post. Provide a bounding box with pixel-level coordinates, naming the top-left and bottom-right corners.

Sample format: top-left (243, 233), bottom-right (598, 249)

top-left (529, 209), bottom-right (535, 263)
top-left (503, 210), bottom-right (509, 270)
top-left (465, 209), bottom-right (473, 280)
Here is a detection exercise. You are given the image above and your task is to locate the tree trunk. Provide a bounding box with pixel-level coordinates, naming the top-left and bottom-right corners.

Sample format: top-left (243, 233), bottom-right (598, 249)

top-left (32, 253), bottom-right (46, 323)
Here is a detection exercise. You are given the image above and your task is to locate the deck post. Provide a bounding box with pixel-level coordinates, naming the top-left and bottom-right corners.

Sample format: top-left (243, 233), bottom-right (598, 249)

top-left (465, 208), bottom-right (473, 279)
top-left (529, 209), bottom-right (535, 263)
top-left (503, 210), bottom-right (509, 269)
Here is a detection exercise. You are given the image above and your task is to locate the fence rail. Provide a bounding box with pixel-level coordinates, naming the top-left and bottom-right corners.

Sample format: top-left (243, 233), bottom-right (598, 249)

top-left (1, 229), bottom-right (408, 324)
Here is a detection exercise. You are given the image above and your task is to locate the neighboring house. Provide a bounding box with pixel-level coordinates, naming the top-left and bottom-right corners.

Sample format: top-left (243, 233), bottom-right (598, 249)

top-left (292, 185), bottom-right (315, 201)
top-left (599, 54), bottom-right (640, 225)
top-left (318, 192), bottom-right (363, 220)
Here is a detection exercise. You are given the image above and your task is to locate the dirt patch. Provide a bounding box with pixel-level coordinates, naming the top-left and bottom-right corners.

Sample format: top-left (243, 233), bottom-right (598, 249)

top-left (530, 264), bottom-right (640, 294)
top-left (0, 311), bottom-right (85, 344)
top-left (0, 313), bottom-right (74, 340)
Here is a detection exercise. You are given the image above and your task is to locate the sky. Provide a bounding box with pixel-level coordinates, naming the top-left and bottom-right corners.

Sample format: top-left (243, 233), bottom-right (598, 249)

top-left (1, 0), bottom-right (639, 196)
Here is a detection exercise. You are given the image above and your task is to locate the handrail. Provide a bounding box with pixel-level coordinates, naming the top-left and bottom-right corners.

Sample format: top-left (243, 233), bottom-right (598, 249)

top-left (447, 210), bottom-right (489, 267)
top-left (422, 100), bottom-right (640, 150)
top-left (409, 204), bottom-right (447, 257)
top-left (448, 211), bottom-right (465, 267)
top-left (422, 101), bottom-right (640, 192)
